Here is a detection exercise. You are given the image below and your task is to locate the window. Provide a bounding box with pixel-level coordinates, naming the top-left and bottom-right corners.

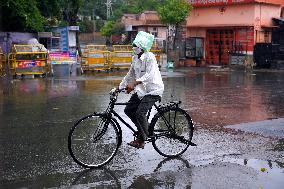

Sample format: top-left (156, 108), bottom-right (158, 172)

top-left (186, 37), bottom-right (204, 58)
top-left (151, 32), bottom-right (158, 37)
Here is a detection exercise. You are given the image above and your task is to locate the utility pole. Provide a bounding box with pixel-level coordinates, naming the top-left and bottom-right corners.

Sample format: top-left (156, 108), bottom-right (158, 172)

top-left (105, 0), bottom-right (113, 19)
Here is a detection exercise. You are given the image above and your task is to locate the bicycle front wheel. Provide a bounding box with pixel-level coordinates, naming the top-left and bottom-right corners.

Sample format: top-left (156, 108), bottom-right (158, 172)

top-left (150, 107), bottom-right (194, 157)
top-left (68, 113), bottom-right (120, 168)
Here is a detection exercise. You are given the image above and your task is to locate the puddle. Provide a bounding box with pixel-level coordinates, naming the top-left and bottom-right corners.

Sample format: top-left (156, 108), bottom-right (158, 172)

top-left (220, 158), bottom-right (284, 188)
top-left (71, 168), bottom-right (121, 188)
top-left (1, 68), bottom-right (284, 188)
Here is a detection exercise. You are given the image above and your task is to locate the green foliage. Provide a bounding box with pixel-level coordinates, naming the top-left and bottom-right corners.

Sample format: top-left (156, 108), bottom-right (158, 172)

top-left (100, 20), bottom-right (123, 37)
top-left (95, 19), bottom-right (105, 32)
top-left (58, 20), bottom-right (69, 27)
top-left (0, 0), bottom-right (192, 33)
top-left (1, 0), bottom-right (45, 32)
top-left (60, 0), bottom-right (83, 25)
top-left (100, 21), bottom-right (114, 37)
top-left (38, 0), bottom-right (61, 18)
top-left (112, 22), bottom-right (124, 34)
top-left (92, 0), bottom-right (109, 20)
top-left (111, 0), bottom-right (165, 21)
top-left (158, 0), bottom-right (192, 26)
top-left (44, 17), bottom-right (59, 29)
top-left (135, 0), bottom-right (162, 12)
top-left (78, 18), bottom-right (95, 33)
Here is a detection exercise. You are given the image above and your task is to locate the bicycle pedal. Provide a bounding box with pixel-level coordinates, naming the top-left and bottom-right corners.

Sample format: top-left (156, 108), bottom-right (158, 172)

top-left (189, 141), bottom-right (197, 146)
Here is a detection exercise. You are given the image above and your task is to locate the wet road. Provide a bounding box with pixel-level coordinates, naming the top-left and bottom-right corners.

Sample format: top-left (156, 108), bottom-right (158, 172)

top-left (0, 67), bottom-right (284, 188)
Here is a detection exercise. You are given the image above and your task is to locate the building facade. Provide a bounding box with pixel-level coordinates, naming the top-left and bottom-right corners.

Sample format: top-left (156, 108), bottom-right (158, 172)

top-left (186, 0), bottom-right (284, 65)
top-left (121, 11), bottom-right (167, 45)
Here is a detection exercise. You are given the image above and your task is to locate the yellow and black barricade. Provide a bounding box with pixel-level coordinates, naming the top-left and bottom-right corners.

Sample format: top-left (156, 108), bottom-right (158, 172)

top-left (81, 45), bottom-right (111, 71)
top-left (0, 47), bottom-right (6, 77)
top-left (85, 45), bottom-right (107, 51)
top-left (8, 45), bottom-right (48, 77)
top-left (109, 45), bottom-right (132, 70)
top-left (150, 45), bottom-right (162, 66)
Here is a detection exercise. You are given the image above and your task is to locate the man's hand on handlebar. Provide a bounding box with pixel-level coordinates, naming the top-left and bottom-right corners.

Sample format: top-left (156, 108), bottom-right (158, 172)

top-left (109, 87), bottom-right (127, 95)
top-left (126, 84), bottom-right (134, 94)
top-left (109, 87), bottom-right (118, 95)
top-left (111, 80), bottom-right (142, 94)
top-left (126, 80), bottom-right (142, 93)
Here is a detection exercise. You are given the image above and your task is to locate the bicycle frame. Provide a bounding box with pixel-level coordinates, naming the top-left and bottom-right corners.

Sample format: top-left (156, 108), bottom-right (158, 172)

top-left (68, 90), bottom-right (196, 168)
top-left (111, 102), bottom-right (137, 134)
top-left (101, 89), bottom-right (193, 144)
top-left (104, 94), bottom-right (181, 141)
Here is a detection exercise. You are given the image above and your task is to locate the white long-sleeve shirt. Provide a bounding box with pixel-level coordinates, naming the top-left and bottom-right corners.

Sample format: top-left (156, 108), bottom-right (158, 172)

top-left (119, 52), bottom-right (164, 98)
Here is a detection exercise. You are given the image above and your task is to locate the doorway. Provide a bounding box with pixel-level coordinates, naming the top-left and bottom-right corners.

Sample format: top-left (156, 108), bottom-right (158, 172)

top-left (206, 29), bottom-right (234, 65)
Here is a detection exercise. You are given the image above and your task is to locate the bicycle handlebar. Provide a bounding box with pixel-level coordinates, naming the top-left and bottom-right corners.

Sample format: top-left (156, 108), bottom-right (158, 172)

top-left (116, 88), bottom-right (126, 93)
top-left (109, 87), bottom-right (127, 103)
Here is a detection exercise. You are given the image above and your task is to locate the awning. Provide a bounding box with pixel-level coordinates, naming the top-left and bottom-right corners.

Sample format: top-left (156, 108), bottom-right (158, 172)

top-left (273, 18), bottom-right (284, 26)
top-left (261, 25), bottom-right (279, 29)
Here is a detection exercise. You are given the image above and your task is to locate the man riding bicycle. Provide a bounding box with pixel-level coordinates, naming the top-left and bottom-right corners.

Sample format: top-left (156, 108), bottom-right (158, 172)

top-left (116, 31), bottom-right (164, 149)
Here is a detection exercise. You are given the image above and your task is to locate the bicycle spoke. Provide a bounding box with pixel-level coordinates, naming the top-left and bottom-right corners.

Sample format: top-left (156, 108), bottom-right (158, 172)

top-left (68, 114), bottom-right (120, 168)
top-left (151, 107), bottom-right (194, 157)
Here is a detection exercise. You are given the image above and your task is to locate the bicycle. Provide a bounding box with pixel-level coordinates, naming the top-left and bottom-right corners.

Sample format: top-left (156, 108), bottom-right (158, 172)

top-left (68, 88), bottom-right (195, 168)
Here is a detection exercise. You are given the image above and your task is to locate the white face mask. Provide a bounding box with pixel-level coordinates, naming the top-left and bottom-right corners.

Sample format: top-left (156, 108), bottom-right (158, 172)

top-left (132, 46), bottom-right (142, 55)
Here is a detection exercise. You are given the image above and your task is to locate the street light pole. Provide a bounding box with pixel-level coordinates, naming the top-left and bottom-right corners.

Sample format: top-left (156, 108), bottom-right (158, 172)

top-left (105, 0), bottom-right (113, 19)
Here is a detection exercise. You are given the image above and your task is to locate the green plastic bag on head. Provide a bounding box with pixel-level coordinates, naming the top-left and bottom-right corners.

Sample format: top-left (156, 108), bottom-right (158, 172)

top-left (133, 31), bottom-right (154, 52)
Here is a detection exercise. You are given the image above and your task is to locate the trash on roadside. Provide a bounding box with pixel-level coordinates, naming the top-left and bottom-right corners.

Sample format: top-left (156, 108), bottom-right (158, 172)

top-left (260, 168), bottom-right (267, 172)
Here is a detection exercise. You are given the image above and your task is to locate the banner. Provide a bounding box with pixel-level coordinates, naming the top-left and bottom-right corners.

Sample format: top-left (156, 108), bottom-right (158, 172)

top-left (49, 51), bottom-right (77, 65)
top-left (17, 60), bottom-right (45, 68)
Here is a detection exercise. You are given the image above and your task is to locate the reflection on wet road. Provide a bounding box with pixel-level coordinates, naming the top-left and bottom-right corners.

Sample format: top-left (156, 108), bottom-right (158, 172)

top-left (0, 68), bottom-right (284, 188)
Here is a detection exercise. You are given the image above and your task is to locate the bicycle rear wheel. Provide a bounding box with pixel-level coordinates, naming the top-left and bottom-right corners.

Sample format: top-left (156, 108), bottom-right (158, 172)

top-left (150, 107), bottom-right (194, 157)
top-left (68, 113), bottom-right (120, 168)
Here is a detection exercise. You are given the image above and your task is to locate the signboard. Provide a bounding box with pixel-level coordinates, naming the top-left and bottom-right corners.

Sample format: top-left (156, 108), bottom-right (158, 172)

top-left (52, 26), bottom-right (79, 51)
top-left (68, 26), bottom-right (80, 31)
top-left (17, 60), bottom-right (45, 68)
top-left (54, 27), bottom-right (69, 51)
top-left (68, 31), bottom-right (76, 47)
top-left (188, 0), bottom-right (255, 6)
top-left (49, 51), bottom-right (77, 65)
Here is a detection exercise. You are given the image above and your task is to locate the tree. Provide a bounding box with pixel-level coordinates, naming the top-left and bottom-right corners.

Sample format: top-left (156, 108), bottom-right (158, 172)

top-left (100, 20), bottom-right (123, 36)
top-left (100, 20), bottom-right (124, 45)
top-left (61, 0), bottom-right (83, 25)
top-left (38, 0), bottom-right (61, 18)
top-left (60, 0), bottom-right (83, 55)
top-left (158, 0), bottom-right (192, 48)
top-left (1, 0), bottom-right (45, 32)
top-left (100, 21), bottom-right (115, 37)
top-left (78, 18), bottom-right (95, 33)
top-left (37, 0), bottom-right (61, 28)
top-left (111, 0), bottom-right (165, 21)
